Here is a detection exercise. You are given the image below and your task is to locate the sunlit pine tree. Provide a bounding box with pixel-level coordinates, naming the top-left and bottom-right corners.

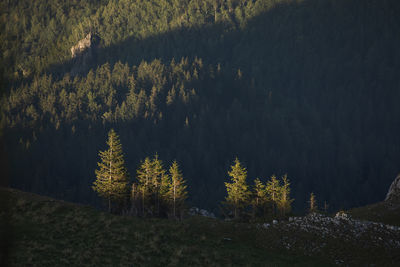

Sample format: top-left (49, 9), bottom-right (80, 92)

top-left (159, 173), bottom-right (171, 215)
top-left (309, 192), bottom-right (318, 213)
top-left (92, 129), bottom-right (129, 213)
top-left (252, 178), bottom-right (268, 218)
top-left (168, 160), bottom-right (188, 218)
top-left (224, 158), bottom-right (251, 218)
top-left (266, 175), bottom-right (281, 216)
top-left (151, 154), bottom-right (167, 216)
top-left (277, 174), bottom-right (294, 217)
top-left (136, 157), bottom-right (153, 215)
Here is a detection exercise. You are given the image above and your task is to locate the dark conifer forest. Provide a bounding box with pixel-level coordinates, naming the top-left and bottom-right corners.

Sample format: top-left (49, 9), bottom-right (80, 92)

top-left (1, 0), bottom-right (400, 212)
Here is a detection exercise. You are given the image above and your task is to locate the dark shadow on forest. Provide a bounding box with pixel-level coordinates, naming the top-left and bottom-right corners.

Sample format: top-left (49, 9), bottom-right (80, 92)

top-left (13, 0), bottom-right (400, 211)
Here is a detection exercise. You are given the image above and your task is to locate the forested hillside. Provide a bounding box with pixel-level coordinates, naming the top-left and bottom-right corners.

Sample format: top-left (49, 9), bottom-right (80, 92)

top-left (1, 0), bottom-right (400, 212)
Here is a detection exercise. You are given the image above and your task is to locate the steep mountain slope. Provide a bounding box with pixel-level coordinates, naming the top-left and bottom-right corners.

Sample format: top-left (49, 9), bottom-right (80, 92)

top-left (1, 0), bottom-right (400, 212)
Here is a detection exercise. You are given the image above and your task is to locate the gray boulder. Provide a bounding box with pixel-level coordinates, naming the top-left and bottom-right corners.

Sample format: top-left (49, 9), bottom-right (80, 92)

top-left (188, 207), bottom-right (216, 218)
top-left (335, 211), bottom-right (351, 220)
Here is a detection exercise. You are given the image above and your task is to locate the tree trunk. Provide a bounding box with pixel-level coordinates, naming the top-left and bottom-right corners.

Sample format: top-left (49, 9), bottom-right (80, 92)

top-left (109, 137), bottom-right (112, 213)
top-left (142, 189), bottom-right (145, 216)
top-left (173, 181), bottom-right (176, 217)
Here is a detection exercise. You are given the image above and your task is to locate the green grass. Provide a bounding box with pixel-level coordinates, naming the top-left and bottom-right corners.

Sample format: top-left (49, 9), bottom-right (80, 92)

top-left (348, 200), bottom-right (400, 227)
top-left (0, 188), bottom-right (328, 266)
top-left (1, 187), bottom-right (399, 266)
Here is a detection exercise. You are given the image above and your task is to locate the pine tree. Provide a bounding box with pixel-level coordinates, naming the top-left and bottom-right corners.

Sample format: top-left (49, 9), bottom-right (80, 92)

top-left (151, 154), bottom-right (167, 216)
top-left (136, 157), bottom-right (153, 215)
top-left (277, 174), bottom-right (294, 217)
top-left (252, 178), bottom-right (268, 218)
top-left (309, 192), bottom-right (318, 213)
top-left (224, 158), bottom-right (250, 218)
top-left (168, 160), bottom-right (188, 218)
top-left (130, 182), bottom-right (139, 215)
top-left (323, 201), bottom-right (329, 214)
top-left (159, 172), bottom-right (171, 215)
top-left (135, 154), bottom-right (170, 217)
top-left (92, 129), bottom-right (129, 213)
top-left (266, 175), bottom-right (281, 216)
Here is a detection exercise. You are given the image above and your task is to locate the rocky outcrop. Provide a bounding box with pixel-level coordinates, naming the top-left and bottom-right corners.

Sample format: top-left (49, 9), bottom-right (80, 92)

top-left (70, 33), bottom-right (99, 75)
top-left (385, 174), bottom-right (400, 202)
top-left (259, 212), bottom-right (400, 255)
top-left (71, 33), bottom-right (93, 58)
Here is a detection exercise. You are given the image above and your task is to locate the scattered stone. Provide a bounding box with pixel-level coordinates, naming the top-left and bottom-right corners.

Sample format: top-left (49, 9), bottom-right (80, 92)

top-left (258, 211), bottom-right (400, 265)
top-left (334, 259), bottom-right (344, 265)
top-left (335, 211), bottom-right (351, 220)
top-left (188, 207), bottom-right (216, 218)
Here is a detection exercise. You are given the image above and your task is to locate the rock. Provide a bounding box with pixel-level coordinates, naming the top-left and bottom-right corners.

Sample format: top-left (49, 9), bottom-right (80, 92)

top-left (273, 219), bottom-right (278, 225)
top-left (335, 211), bottom-right (351, 220)
top-left (200, 209), bottom-right (216, 218)
top-left (70, 32), bottom-right (100, 75)
top-left (385, 174), bottom-right (400, 201)
top-left (188, 207), bottom-right (199, 215)
top-left (71, 33), bottom-right (93, 58)
top-left (188, 207), bottom-right (216, 218)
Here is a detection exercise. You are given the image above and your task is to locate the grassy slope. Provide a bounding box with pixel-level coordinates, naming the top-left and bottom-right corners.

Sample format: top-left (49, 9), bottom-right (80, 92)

top-left (2, 187), bottom-right (400, 266)
top-left (0, 187), bottom-right (329, 266)
top-left (348, 199), bottom-right (400, 227)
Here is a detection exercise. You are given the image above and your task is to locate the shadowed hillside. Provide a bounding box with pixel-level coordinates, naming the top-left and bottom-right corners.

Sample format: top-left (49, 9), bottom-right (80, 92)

top-left (2, 187), bottom-right (400, 266)
top-left (0, 187), bottom-right (333, 266)
top-left (1, 0), bottom-right (400, 212)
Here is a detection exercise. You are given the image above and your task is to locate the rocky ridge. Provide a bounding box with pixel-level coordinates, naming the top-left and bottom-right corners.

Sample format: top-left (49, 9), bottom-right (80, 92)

top-left (386, 174), bottom-right (400, 202)
top-left (258, 212), bottom-right (400, 265)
